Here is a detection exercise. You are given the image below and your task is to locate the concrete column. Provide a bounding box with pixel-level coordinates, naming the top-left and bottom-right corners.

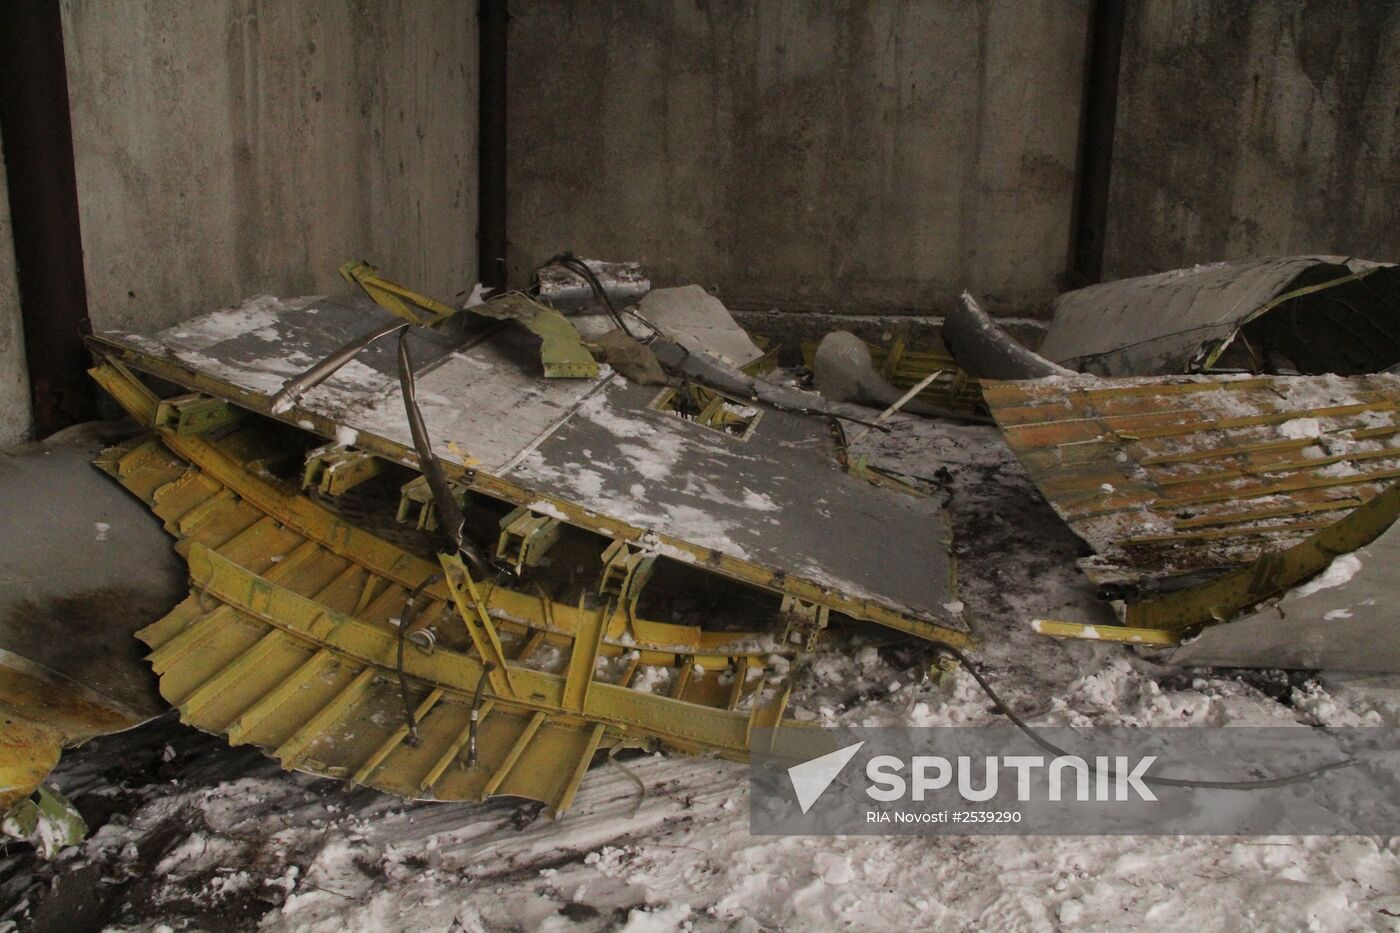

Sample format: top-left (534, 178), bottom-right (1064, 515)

top-left (0, 122), bottom-right (32, 447)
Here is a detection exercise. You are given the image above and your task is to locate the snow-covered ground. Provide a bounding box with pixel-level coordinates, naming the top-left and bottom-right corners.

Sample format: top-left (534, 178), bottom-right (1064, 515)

top-left (5, 417), bottom-right (1400, 932)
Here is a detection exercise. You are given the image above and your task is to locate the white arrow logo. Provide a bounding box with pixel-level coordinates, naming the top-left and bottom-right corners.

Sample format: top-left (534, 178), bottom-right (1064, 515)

top-left (787, 741), bottom-right (865, 813)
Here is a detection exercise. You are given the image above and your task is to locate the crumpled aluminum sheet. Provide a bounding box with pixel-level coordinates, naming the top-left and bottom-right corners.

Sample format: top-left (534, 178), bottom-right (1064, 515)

top-left (1040, 256), bottom-right (1391, 376)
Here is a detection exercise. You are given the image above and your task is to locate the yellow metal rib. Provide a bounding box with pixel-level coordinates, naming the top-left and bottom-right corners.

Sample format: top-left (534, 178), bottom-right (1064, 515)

top-left (1126, 398), bottom-right (1397, 441)
top-left (1156, 468), bottom-right (1400, 509)
top-left (671, 657), bottom-right (695, 700)
top-left (148, 607), bottom-right (236, 676)
top-left (352, 687), bottom-right (445, 786)
top-left (482, 711), bottom-right (547, 796)
top-left (1154, 446), bottom-right (1400, 485)
top-left (89, 358), bottom-right (973, 648)
top-left (175, 489), bottom-right (237, 535)
top-left (553, 723), bottom-right (607, 817)
top-left (1030, 619), bottom-right (1180, 645)
top-left (419, 700), bottom-right (495, 794)
top-left (274, 667), bottom-right (377, 768)
top-left (727, 657), bottom-right (750, 710)
top-left (515, 629), bottom-right (547, 662)
top-left (1170, 497), bottom-right (1364, 531)
top-left (562, 603), bottom-right (609, 712)
top-left (178, 629), bottom-right (289, 718)
top-left (86, 382), bottom-right (830, 810)
top-left (225, 649), bottom-right (334, 745)
top-left (439, 555), bottom-right (516, 698)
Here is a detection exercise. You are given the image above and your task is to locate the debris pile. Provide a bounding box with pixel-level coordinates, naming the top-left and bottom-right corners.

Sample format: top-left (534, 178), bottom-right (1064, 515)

top-left (3, 253), bottom-right (1398, 856)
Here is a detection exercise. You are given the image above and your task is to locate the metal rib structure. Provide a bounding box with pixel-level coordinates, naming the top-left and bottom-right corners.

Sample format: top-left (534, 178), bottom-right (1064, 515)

top-left (982, 372), bottom-right (1400, 632)
top-left (92, 362), bottom-right (802, 816)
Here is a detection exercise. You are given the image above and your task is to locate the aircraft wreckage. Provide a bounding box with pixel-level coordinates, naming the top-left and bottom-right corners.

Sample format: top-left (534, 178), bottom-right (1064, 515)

top-left (941, 257), bottom-right (1400, 667)
top-left (3, 254), bottom-right (1399, 849)
top-left (6, 259), bottom-right (971, 841)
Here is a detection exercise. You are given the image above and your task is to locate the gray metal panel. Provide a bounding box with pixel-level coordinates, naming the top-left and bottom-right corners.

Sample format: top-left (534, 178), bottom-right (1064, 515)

top-left (102, 295), bottom-right (613, 474)
top-left (1171, 515), bottom-right (1400, 672)
top-left (98, 295), bottom-right (954, 622)
top-left (506, 378), bottom-right (951, 615)
top-left (636, 286), bottom-right (765, 367)
top-left (0, 426), bottom-right (177, 716)
top-left (1040, 256), bottom-right (1376, 375)
top-left (943, 292), bottom-right (1073, 380)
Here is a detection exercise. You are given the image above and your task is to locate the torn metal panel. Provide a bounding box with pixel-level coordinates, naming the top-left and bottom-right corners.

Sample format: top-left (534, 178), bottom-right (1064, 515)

top-left (980, 371), bottom-right (1400, 632)
top-left (461, 293), bottom-right (600, 379)
top-left (98, 296), bottom-right (603, 473)
top-left (943, 292), bottom-right (1073, 380)
top-left (1170, 515), bottom-right (1400, 672)
top-left (2, 783), bottom-right (87, 859)
top-left (0, 428), bottom-right (179, 713)
top-left (1040, 257), bottom-right (1400, 376)
top-left (535, 258), bottom-right (650, 313)
top-left (635, 285), bottom-right (765, 368)
top-left (340, 260), bottom-right (458, 326)
top-left (342, 261), bottom-right (597, 379)
top-left (90, 295), bottom-right (968, 646)
top-left (0, 427), bottom-right (175, 812)
top-left (0, 652), bottom-right (149, 813)
top-left (508, 376), bottom-right (952, 617)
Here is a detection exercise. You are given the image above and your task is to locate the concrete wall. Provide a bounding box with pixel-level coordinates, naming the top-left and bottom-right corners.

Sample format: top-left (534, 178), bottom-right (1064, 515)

top-left (507, 0), bottom-right (1092, 318)
top-left (0, 124), bottom-right (31, 446)
top-left (61, 0), bottom-right (478, 333)
top-left (1105, 1), bottom-right (1400, 278)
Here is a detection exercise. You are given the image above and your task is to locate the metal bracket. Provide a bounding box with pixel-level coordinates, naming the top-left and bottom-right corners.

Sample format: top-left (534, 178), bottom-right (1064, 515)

top-left (397, 474), bottom-right (468, 531)
top-left (439, 553), bottom-right (516, 698)
top-left (780, 595), bottom-right (830, 652)
top-left (341, 260), bottom-right (457, 326)
top-left (154, 393), bottom-right (242, 436)
top-left (302, 443), bottom-right (385, 497)
top-left (599, 539), bottom-right (657, 610)
top-left (496, 506), bottom-right (564, 573)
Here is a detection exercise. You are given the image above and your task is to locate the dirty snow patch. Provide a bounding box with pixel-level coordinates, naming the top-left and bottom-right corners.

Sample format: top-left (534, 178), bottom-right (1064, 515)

top-left (1293, 554), bottom-right (1364, 599)
top-left (1277, 417), bottom-right (1323, 440)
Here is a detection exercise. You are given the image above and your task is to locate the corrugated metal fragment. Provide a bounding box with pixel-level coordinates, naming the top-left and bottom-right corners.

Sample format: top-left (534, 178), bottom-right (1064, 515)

top-left (981, 371), bottom-right (1400, 630)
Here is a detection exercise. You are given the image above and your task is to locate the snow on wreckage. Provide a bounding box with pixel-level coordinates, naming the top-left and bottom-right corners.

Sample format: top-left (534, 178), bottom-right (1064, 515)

top-left (4, 256), bottom-right (968, 843)
top-left (5, 252), bottom-right (1399, 860)
top-left (940, 258), bottom-right (1400, 670)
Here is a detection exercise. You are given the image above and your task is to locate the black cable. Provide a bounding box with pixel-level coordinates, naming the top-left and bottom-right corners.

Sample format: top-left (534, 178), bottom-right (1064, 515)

top-left (467, 662), bottom-right (495, 767)
top-left (397, 330), bottom-right (489, 577)
top-left (929, 641), bottom-right (1357, 790)
top-left (543, 254), bottom-right (890, 436)
top-left (396, 573), bottom-right (442, 746)
top-left (549, 252), bottom-right (630, 335)
top-left (608, 743), bottom-right (648, 818)
top-left (547, 251), bottom-right (679, 347)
